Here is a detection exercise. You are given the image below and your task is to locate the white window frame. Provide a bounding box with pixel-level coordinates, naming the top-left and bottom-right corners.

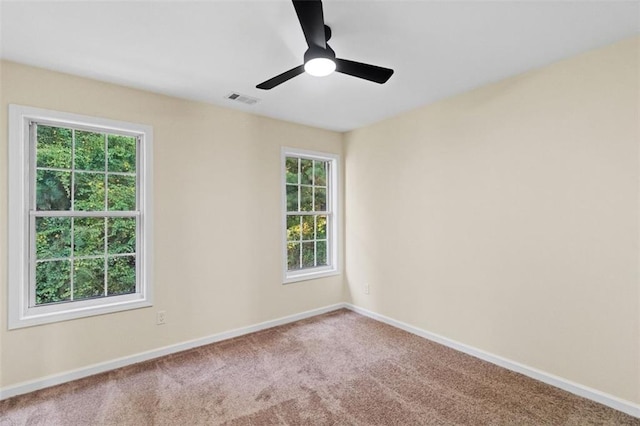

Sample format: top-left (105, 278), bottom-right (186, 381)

top-left (8, 105), bottom-right (153, 329)
top-left (282, 147), bottom-right (339, 284)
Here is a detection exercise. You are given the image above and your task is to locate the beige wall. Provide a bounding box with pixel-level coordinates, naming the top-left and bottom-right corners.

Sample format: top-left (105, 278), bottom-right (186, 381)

top-left (0, 61), bottom-right (344, 388)
top-left (2, 35), bottom-right (639, 406)
top-left (344, 36), bottom-right (640, 403)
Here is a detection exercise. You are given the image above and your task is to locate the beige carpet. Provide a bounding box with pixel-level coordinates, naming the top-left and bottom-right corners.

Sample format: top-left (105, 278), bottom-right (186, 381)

top-left (1, 309), bottom-right (638, 425)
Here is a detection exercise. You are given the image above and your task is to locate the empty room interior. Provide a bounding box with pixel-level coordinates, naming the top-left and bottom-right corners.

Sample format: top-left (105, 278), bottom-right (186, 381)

top-left (1, 0), bottom-right (640, 424)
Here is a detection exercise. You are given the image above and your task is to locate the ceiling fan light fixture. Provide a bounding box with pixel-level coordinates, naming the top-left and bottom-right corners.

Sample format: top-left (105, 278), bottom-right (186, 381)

top-left (304, 57), bottom-right (336, 77)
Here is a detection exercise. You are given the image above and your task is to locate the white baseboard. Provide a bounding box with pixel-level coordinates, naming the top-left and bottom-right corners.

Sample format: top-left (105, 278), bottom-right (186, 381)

top-left (344, 303), bottom-right (640, 419)
top-left (0, 303), bottom-right (346, 400)
top-left (3, 302), bottom-right (639, 419)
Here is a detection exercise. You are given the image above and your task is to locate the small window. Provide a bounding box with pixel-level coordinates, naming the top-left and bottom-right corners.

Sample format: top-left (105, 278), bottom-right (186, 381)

top-left (8, 105), bottom-right (153, 329)
top-left (282, 147), bottom-right (339, 283)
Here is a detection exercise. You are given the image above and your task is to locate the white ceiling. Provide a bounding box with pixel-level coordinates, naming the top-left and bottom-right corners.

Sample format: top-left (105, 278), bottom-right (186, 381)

top-left (1, 1), bottom-right (639, 132)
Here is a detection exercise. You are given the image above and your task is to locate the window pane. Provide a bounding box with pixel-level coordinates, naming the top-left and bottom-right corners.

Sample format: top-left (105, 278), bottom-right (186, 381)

top-left (74, 217), bottom-right (105, 256)
top-left (108, 175), bottom-right (136, 211)
top-left (36, 170), bottom-right (71, 210)
top-left (314, 187), bottom-right (327, 211)
top-left (314, 161), bottom-right (327, 186)
top-left (287, 242), bottom-right (301, 270)
top-left (302, 242), bottom-right (315, 268)
top-left (74, 172), bottom-right (105, 210)
top-left (36, 217), bottom-right (71, 259)
top-left (300, 186), bottom-right (313, 211)
top-left (35, 260), bottom-right (71, 305)
top-left (300, 159), bottom-right (313, 185)
top-left (36, 125), bottom-right (72, 169)
top-left (107, 256), bottom-right (136, 295)
top-left (285, 157), bottom-right (298, 184)
top-left (74, 258), bottom-right (105, 300)
top-left (286, 215), bottom-right (301, 242)
top-left (317, 215), bottom-right (327, 239)
top-left (302, 215), bottom-right (314, 240)
top-left (108, 135), bottom-right (136, 173)
top-left (75, 131), bottom-right (105, 171)
top-left (317, 240), bottom-right (327, 266)
top-left (108, 217), bottom-right (136, 255)
top-left (286, 185), bottom-right (298, 212)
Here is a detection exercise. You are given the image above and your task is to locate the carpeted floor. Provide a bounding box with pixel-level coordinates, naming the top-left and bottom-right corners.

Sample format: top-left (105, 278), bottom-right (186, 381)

top-left (1, 309), bottom-right (638, 425)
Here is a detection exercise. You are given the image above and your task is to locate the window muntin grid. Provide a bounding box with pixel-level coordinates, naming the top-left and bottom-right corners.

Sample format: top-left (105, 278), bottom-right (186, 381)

top-left (285, 156), bottom-right (331, 271)
top-left (30, 123), bottom-right (139, 307)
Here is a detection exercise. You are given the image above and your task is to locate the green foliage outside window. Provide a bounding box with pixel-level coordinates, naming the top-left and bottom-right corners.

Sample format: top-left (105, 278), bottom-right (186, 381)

top-left (34, 124), bottom-right (137, 305)
top-left (285, 156), bottom-right (329, 271)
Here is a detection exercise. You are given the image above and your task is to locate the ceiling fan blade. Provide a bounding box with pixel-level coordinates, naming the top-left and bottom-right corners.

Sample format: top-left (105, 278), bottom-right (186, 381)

top-left (256, 65), bottom-right (305, 90)
top-left (335, 58), bottom-right (394, 84)
top-left (293, 0), bottom-right (326, 49)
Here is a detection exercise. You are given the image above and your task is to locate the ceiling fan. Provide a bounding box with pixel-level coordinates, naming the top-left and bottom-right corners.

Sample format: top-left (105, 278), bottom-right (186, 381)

top-left (256, 0), bottom-right (394, 90)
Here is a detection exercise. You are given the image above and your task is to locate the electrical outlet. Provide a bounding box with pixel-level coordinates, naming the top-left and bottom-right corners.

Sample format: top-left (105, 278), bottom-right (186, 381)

top-left (157, 311), bottom-right (166, 325)
top-left (364, 283), bottom-right (370, 295)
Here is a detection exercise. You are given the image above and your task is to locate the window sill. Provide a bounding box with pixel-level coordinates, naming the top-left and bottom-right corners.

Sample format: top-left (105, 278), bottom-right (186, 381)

top-left (283, 268), bottom-right (340, 284)
top-left (8, 296), bottom-right (152, 329)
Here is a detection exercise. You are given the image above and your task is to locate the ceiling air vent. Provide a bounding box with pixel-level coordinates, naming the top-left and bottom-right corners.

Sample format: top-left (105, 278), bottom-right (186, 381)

top-left (225, 92), bottom-right (259, 105)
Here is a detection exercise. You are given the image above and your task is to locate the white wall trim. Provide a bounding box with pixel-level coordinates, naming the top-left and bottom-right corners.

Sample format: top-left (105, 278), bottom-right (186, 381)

top-left (344, 303), bottom-right (640, 419)
top-left (0, 303), bottom-right (346, 400)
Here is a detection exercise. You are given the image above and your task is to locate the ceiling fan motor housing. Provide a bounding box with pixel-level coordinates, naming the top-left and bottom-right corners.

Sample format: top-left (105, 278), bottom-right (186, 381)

top-left (304, 45), bottom-right (336, 64)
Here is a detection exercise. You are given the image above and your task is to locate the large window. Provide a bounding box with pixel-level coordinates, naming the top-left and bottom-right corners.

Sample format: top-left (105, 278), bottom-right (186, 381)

top-left (283, 148), bottom-right (338, 283)
top-left (8, 105), bottom-right (153, 329)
